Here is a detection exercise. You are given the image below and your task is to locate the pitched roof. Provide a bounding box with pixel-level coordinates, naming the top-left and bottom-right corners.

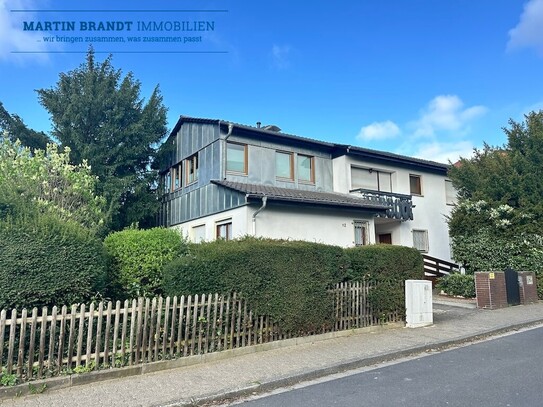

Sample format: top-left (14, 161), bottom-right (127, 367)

top-left (171, 115), bottom-right (449, 172)
top-left (211, 180), bottom-right (390, 211)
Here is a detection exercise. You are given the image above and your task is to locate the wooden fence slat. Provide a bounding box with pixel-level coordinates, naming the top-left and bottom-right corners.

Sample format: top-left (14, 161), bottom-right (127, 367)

top-left (205, 294), bottom-right (212, 354)
top-left (7, 309), bottom-right (17, 375)
top-left (223, 294), bottom-right (230, 350)
top-left (95, 302), bottom-right (104, 368)
top-left (0, 309), bottom-right (6, 369)
top-left (16, 308), bottom-right (27, 377)
top-left (27, 308), bottom-right (38, 379)
top-left (57, 306), bottom-right (67, 373)
top-left (128, 299), bottom-right (137, 366)
top-left (67, 304), bottom-right (77, 370)
top-left (104, 301), bottom-right (112, 366)
top-left (141, 298), bottom-right (150, 363)
top-left (38, 307), bottom-right (48, 378)
top-left (112, 301), bottom-right (121, 368)
top-left (210, 294), bottom-right (219, 353)
top-left (217, 295), bottom-right (225, 352)
top-left (162, 296), bottom-right (170, 357)
top-left (75, 304), bottom-right (85, 368)
top-left (235, 296), bottom-right (242, 348)
top-left (47, 306), bottom-right (58, 372)
top-left (154, 297), bottom-right (163, 361)
top-left (190, 294), bottom-right (198, 356)
top-left (134, 299), bottom-right (143, 364)
top-left (85, 303), bottom-right (94, 368)
top-left (183, 295), bottom-right (191, 357)
top-left (147, 297), bottom-right (157, 363)
top-left (229, 293), bottom-right (236, 350)
top-left (169, 296), bottom-right (177, 357)
top-left (177, 295), bottom-right (185, 356)
top-left (197, 294), bottom-right (205, 355)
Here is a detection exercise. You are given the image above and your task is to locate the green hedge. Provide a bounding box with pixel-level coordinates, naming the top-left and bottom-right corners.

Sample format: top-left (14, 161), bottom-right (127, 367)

top-left (163, 237), bottom-right (350, 333)
top-left (345, 245), bottom-right (424, 316)
top-left (436, 273), bottom-right (475, 298)
top-left (0, 215), bottom-right (107, 310)
top-left (104, 227), bottom-right (188, 299)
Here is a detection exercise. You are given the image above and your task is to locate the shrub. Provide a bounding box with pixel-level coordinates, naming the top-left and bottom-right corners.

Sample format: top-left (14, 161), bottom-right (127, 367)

top-left (436, 273), bottom-right (475, 298)
top-left (0, 215), bottom-right (107, 310)
top-left (104, 227), bottom-right (188, 299)
top-left (344, 245), bottom-right (424, 316)
top-left (163, 237), bottom-right (350, 333)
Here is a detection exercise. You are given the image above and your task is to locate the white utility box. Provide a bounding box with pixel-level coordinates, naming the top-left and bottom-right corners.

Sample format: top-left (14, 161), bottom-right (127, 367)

top-left (405, 280), bottom-right (433, 328)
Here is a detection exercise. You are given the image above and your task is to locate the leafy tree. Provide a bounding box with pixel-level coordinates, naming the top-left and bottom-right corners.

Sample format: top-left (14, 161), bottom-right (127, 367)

top-left (448, 110), bottom-right (543, 293)
top-left (36, 48), bottom-right (168, 231)
top-left (0, 135), bottom-right (106, 232)
top-left (0, 102), bottom-right (50, 150)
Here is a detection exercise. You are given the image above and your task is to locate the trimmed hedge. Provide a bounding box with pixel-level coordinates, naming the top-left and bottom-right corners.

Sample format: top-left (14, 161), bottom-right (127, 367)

top-left (0, 215), bottom-right (107, 310)
top-left (104, 227), bottom-right (188, 299)
top-left (436, 273), bottom-right (475, 298)
top-left (345, 245), bottom-right (424, 316)
top-left (163, 237), bottom-right (350, 333)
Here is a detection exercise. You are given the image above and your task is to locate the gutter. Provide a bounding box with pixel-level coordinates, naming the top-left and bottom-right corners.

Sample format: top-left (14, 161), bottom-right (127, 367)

top-left (251, 196), bottom-right (268, 236)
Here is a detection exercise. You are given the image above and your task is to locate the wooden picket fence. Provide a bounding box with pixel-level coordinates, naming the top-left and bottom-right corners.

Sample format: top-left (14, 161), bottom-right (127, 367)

top-left (0, 281), bottom-right (401, 383)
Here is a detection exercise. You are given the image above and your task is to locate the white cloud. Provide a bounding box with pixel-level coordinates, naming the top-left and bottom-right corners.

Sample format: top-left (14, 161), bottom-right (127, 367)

top-left (411, 95), bottom-right (487, 138)
top-left (0, 0), bottom-right (53, 62)
top-left (271, 44), bottom-right (291, 69)
top-left (357, 120), bottom-right (400, 141)
top-left (411, 140), bottom-right (475, 164)
top-left (507, 0), bottom-right (543, 55)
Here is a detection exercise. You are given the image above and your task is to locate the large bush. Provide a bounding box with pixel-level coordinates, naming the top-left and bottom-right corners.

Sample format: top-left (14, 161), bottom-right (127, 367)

top-left (163, 237), bottom-right (350, 333)
top-left (104, 227), bottom-right (188, 299)
top-left (436, 273), bottom-right (475, 298)
top-left (0, 215), bottom-right (107, 310)
top-left (345, 245), bottom-right (424, 316)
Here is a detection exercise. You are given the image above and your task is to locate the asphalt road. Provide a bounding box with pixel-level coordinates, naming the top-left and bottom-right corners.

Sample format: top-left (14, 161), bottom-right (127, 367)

top-left (229, 326), bottom-right (543, 407)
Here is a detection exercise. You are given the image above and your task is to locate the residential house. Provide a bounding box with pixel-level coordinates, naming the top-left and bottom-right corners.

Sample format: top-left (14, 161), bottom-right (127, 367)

top-left (159, 116), bottom-right (457, 263)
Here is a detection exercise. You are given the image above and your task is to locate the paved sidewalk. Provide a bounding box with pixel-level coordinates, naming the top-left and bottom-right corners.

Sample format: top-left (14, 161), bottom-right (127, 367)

top-left (2, 300), bottom-right (542, 407)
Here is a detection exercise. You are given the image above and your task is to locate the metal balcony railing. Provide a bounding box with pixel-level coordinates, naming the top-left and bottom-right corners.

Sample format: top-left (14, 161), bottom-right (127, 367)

top-left (350, 188), bottom-right (414, 221)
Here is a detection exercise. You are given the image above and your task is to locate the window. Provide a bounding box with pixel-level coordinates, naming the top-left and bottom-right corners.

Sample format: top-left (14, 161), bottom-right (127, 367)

top-left (192, 225), bottom-right (206, 243)
top-left (409, 174), bottom-right (422, 195)
top-left (185, 154), bottom-right (198, 185)
top-left (276, 151), bottom-right (293, 180)
top-left (165, 172), bottom-right (172, 193)
top-left (226, 142), bottom-right (247, 174)
top-left (354, 220), bottom-right (369, 246)
top-left (297, 154), bottom-right (314, 183)
top-left (351, 167), bottom-right (392, 192)
top-left (412, 229), bottom-right (429, 252)
top-left (216, 220), bottom-right (233, 241)
top-left (171, 163), bottom-right (182, 190)
top-left (445, 180), bottom-right (456, 205)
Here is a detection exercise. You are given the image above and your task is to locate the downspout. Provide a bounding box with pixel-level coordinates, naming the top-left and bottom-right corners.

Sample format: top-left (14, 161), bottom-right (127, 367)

top-left (222, 123), bottom-right (234, 180)
top-left (252, 196), bottom-right (268, 236)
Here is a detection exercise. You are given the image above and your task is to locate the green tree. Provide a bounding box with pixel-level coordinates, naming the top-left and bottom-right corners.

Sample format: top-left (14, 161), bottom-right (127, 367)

top-left (448, 110), bottom-right (543, 293)
top-left (37, 48), bottom-right (168, 231)
top-left (0, 135), bottom-right (106, 232)
top-left (0, 102), bottom-right (50, 150)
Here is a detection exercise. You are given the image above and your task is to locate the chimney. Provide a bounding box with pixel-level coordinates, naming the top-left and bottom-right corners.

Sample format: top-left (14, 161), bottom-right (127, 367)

top-left (256, 121), bottom-right (261, 128)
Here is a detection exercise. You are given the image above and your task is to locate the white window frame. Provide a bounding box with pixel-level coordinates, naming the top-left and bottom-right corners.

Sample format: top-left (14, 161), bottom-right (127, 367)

top-left (353, 220), bottom-right (369, 247)
top-left (409, 174), bottom-right (422, 196)
top-left (412, 229), bottom-right (429, 253)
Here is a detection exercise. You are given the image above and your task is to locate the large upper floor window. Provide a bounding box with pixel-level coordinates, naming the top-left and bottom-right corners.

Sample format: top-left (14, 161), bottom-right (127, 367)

top-left (297, 154), bottom-right (314, 183)
top-left (351, 167), bottom-right (392, 192)
top-left (409, 174), bottom-right (422, 195)
top-left (226, 142), bottom-right (247, 174)
top-left (276, 151), bottom-right (294, 180)
top-left (185, 153), bottom-right (198, 185)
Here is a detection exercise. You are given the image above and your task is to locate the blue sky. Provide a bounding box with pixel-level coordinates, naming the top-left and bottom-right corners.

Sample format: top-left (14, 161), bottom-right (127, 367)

top-left (1, 0), bottom-right (542, 163)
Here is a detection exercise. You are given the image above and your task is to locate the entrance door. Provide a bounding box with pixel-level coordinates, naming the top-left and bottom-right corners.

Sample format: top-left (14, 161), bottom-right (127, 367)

top-left (504, 268), bottom-right (520, 305)
top-left (378, 233), bottom-right (392, 244)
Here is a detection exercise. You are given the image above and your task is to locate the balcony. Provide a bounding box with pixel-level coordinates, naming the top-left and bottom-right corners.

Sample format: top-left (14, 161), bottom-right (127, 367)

top-left (350, 188), bottom-right (414, 221)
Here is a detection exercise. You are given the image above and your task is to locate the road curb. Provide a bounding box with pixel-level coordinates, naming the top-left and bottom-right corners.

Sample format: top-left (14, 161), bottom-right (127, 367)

top-left (161, 318), bottom-right (543, 406)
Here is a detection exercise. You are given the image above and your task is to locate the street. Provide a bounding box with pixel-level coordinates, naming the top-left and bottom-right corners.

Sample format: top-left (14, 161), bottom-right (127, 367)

top-left (228, 326), bottom-right (543, 406)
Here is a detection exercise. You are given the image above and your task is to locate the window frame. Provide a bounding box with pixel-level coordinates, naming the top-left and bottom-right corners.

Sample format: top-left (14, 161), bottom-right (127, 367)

top-left (351, 166), bottom-right (392, 192)
top-left (192, 224), bottom-right (206, 243)
top-left (412, 229), bottom-right (429, 253)
top-left (297, 154), bottom-right (315, 184)
top-left (185, 153), bottom-right (199, 185)
top-left (409, 174), bottom-right (422, 196)
top-left (216, 219), bottom-right (233, 241)
top-left (445, 179), bottom-right (456, 205)
top-left (275, 150), bottom-right (294, 180)
top-left (226, 142), bottom-right (248, 175)
top-left (353, 220), bottom-right (369, 247)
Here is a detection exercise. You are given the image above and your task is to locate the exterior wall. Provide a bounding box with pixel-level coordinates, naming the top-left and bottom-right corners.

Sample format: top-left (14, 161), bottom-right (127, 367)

top-left (518, 272), bottom-right (538, 305)
top-left (172, 206), bottom-right (249, 242)
top-left (225, 134), bottom-right (334, 192)
top-left (475, 272), bottom-right (508, 309)
top-left (333, 155), bottom-right (454, 262)
top-left (250, 204), bottom-right (376, 248)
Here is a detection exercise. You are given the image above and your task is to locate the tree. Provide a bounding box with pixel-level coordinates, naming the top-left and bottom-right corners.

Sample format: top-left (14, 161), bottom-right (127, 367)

top-left (0, 102), bottom-right (50, 150)
top-left (36, 48), bottom-right (168, 231)
top-left (448, 111), bottom-right (543, 296)
top-left (0, 135), bottom-right (106, 232)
